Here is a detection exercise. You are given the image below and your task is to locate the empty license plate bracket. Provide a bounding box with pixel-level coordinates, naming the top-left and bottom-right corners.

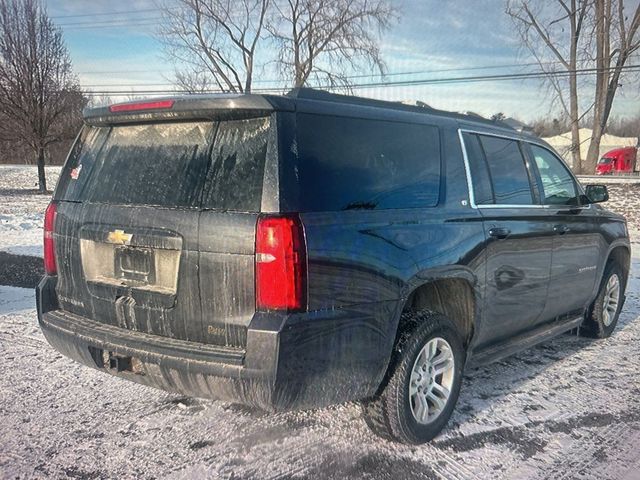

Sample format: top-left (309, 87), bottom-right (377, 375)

top-left (114, 245), bottom-right (155, 285)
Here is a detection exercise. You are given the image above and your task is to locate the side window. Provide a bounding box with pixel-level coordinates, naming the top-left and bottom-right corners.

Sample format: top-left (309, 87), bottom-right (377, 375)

top-left (478, 135), bottom-right (533, 205)
top-left (530, 145), bottom-right (578, 205)
top-left (462, 133), bottom-right (494, 205)
top-left (294, 114), bottom-right (441, 212)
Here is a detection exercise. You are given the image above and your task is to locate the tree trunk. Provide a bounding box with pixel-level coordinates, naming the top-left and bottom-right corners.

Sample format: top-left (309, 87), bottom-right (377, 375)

top-left (245, 58), bottom-right (253, 93)
top-left (294, 58), bottom-right (305, 87)
top-left (568, 60), bottom-right (581, 173)
top-left (584, 0), bottom-right (615, 174)
top-left (584, 128), bottom-right (602, 173)
top-left (37, 146), bottom-right (47, 192)
top-left (569, 0), bottom-right (582, 174)
top-left (585, 72), bottom-right (621, 173)
top-left (570, 118), bottom-right (582, 174)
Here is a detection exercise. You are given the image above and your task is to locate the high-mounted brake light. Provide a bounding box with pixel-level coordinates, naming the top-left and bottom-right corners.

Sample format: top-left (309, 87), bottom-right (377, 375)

top-left (255, 215), bottom-right (307, 311)
top-left (108, 99), bottom-right (175, 113)
top-left (44, 202), bottom-right (58, 275)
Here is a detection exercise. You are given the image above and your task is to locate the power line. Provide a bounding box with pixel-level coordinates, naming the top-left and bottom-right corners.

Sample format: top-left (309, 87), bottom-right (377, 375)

top-left (347, 65), bottom-right (640, 89)
top-left (60, 21), bottom-right (162, 31)
top-left (57, 17), bottom-right (163, 27)
top-left (77, 61), bottom-right (569, 83)
top-left (51, 2), bottom-right (291, 28)
top-left (78, 64), bottom-right (640, 95)
top-left (50, 2), bottom-right (286, 20)
top-left (51, 7), bottom-right (166, 19)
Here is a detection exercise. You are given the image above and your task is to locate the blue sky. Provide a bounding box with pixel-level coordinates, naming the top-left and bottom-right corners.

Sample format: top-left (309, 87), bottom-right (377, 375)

top-left (46, 0), bottom-right (640, 122)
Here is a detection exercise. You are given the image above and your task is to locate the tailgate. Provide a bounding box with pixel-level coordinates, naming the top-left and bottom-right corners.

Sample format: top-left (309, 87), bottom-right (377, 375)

top-left (55, 202), bottom-right (204, 342)
top-left (52, 116), bottom-right (272, 348)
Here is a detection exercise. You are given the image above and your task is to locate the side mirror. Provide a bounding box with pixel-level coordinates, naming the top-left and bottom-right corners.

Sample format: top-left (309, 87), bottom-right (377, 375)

top-left (585, 184), bottom-right (609, 204)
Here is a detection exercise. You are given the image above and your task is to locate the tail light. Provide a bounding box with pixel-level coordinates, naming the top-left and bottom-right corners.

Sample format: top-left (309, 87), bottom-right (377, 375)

top-left (255, 215), bottom-right (307, 311)
top-left (44, 202), bottom-right (57, 275)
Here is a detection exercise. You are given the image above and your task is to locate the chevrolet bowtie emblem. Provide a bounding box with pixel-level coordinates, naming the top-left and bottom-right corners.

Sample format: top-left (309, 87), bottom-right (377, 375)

top-left (107, 229), bottom-right (133, 245)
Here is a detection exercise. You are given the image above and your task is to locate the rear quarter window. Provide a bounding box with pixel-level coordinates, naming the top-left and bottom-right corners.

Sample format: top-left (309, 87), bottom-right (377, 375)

top-left (291, 114), bottom-right (441, 212)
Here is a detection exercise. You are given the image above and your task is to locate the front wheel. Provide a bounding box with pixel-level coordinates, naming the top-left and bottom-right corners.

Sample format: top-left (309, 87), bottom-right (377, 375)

top-left (583, 262), bottom-right (624, 338)
top-left (362, 311), bottom-right (464, 444)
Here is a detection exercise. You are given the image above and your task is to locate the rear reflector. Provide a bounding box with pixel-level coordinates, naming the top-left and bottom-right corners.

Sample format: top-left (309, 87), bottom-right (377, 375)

top-left (109, 99), bottom-right (175, 113)
top-left (44, 202), bottom-right (57, 275)
top-left (255, 215), bottom-right (307, 311)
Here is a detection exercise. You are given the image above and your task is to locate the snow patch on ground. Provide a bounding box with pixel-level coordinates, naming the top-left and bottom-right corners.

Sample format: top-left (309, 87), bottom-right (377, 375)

top-left (2, 166), bottom-right (640, 478)
top-left (0, 165), bottom-right (60, 257)
top-left (2, 272), bottom-right (640, 479)
top-left (0, 285), bottom-right (35, 314)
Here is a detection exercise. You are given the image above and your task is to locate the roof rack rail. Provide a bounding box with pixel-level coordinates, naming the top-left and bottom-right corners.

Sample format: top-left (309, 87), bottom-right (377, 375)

top-left (285, 88), bottom-right (517, 131)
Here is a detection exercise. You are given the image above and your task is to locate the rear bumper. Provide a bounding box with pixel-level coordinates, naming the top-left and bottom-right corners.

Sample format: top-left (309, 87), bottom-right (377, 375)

top-left (36, 276), bottom-right (396, 411)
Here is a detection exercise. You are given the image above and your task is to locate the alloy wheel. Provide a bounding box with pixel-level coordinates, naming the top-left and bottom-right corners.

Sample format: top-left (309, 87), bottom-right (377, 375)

top-left (409, 337), bottom-right (455, 424)
top-left (602, 273), bottom-right (620, 327)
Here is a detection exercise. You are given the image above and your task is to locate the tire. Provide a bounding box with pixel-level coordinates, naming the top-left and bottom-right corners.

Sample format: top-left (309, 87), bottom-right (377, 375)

top-left (362, 310), bottom-right (464, 444)
top-left (583, 261), bottom-right (624, 338)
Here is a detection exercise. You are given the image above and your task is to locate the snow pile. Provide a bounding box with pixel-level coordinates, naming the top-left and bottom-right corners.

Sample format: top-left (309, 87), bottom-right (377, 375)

top-left (543, 128), bottom-right (638, 167)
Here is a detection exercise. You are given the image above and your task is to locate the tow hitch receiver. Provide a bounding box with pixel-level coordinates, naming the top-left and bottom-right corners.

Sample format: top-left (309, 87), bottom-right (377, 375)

top-left (108, 353), bottom-right (132, 372)
top-left (89, 347), bottom-right (144, 374)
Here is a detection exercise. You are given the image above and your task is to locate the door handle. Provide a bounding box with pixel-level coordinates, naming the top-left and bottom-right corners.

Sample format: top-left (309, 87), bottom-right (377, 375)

top-left (553, 224), bottom-right (570, 235)
top-left (488, 227), bottom-right (511, 239)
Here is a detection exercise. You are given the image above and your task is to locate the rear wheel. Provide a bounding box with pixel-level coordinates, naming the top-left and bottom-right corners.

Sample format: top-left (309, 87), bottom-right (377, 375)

top-left (583, 262), bottom-right (623, 338)
top-left (362, 311), bottom-right (464, 444)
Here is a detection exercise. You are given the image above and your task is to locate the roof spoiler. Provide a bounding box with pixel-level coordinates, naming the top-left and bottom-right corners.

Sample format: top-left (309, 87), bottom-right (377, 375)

top-left (83, 94), bottom-right (281, 126)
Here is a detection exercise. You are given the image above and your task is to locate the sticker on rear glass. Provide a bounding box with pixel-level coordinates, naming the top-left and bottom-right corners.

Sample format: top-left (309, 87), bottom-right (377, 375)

top-left (70, 164), bottom-right (82, 180)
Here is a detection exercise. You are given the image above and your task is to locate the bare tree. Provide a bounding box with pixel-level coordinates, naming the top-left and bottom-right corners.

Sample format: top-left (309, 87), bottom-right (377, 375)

top-left (507, 0), bottom-right (591, 172)
top-left (86, 93), bottom-right (114, 108)
top-left (530, 115), bottom-right (572, 137)
top-left (584, 0), bottom-right (640, 172)
top-left (268, 0), bottom-right (396, 89)
top-left (174, 69), bottom-right (213, 93)
top-left (606, 114), bottom-right (640, 137)
top-left (158, 0), bottom-right (269, 93)
top-left (0, 0), bottom-right (81, 191)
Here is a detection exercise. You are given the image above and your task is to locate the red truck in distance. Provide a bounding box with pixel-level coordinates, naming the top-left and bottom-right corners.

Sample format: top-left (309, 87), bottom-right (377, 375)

top-left (596, 146), bottom-right (638, 175)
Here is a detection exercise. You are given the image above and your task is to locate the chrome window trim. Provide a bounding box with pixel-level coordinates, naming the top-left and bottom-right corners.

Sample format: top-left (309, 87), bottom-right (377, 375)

top-left (459, 128), bottom-right (547, 148)
top-left (458, 129), bottom-right (478, 208)
top-left (458, 128), bottom-right (590, 210)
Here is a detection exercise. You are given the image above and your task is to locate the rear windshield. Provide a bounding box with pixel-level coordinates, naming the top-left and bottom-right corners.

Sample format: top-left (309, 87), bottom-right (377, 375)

top-left (288, 114), bottom-right (441, 212)
top-left (55, 118), bottom-right (270, 211)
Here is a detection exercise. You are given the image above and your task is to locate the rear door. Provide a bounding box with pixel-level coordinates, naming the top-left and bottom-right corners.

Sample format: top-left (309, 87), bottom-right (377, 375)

top-left (461, 131), bottom-right (553, 349)
top-left (526, 143), bottom-right (600, 320)
top-left (54, 122), bottom-right (214, 344)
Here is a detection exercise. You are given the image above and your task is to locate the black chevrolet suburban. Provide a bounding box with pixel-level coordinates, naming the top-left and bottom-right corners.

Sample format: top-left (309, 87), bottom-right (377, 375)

top-left (36, 89), bottom-right (630, 444)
